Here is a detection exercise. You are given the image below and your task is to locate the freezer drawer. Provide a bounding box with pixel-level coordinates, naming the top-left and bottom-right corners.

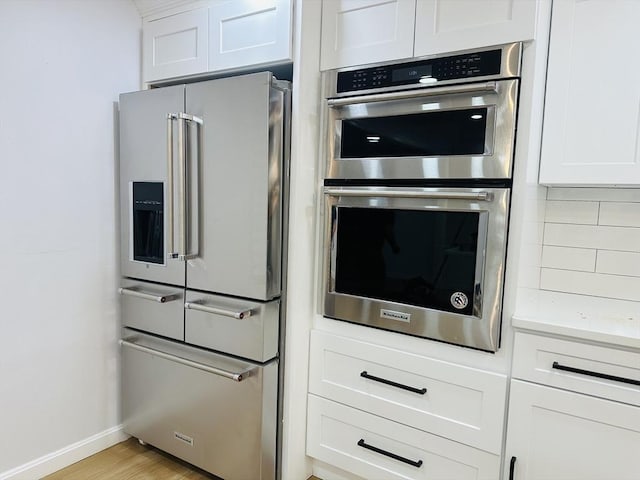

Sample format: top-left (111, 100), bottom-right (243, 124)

top-left (119, 279), bottom-right (184, 340)
top-left (121, 329), bottom-right (277, 480)
top-left (185, 290), bottom-right (279, 362)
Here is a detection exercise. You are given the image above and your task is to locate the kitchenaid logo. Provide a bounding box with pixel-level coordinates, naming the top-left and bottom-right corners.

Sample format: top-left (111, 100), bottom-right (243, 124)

top-left (380, 309), bottom-right (411, 323)
top-left (174, 431), bottom-right (194, 446)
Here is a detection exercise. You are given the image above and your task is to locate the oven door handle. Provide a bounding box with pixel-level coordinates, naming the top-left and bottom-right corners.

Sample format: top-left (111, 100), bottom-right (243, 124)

top-left (327, 81), bottom-right (497, 107)
top-left (324, 187), bottom-right (493, 202)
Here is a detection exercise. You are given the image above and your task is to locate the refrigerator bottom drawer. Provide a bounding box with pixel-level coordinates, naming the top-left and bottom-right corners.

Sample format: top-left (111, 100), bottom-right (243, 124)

top-left (121, 333), bottom-right (277, 480)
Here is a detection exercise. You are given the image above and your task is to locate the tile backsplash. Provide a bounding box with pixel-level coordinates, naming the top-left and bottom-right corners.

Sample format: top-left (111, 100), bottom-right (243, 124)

top-left (541, 188), bottom-right (640, 302)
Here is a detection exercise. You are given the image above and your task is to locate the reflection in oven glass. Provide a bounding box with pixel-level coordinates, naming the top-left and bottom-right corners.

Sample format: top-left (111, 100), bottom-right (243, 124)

top-left (333, 207), bottom-right (480, 315)
top-left (340, 108), bottom-right (488, 158)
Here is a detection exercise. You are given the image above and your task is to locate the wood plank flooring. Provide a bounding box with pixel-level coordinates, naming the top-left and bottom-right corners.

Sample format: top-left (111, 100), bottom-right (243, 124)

top-left (43, 438), bottom-right (322, 480)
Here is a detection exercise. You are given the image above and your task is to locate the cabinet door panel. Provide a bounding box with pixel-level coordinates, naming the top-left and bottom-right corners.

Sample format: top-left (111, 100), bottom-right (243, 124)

top-left (539, 0), bottom-right (640, 185)
top-left (414, 0), bottom-right (537, 57)
top-left (307, 395), bottom-right (501, 480)
top-left (320, 0), bottom-right (416, 70)
top-left (143, 8), bottom-right (209, 82)
top-left (209, 0), bottom-right (292, 71)
top-left (505, 380), bottom-right (640, 480)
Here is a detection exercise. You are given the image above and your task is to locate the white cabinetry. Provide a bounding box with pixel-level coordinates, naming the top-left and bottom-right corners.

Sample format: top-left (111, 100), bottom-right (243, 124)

top-left (306, 330), bottom-right (506, 479)
top-left (319, 0), bottom-right (415, 70)
top-left (414, 0), bottom-right (538, 58)
top-left (209, 0), bottom-right (292, 71)
top-left (143, 8), bottom-right (209, 82)
top-left (505, 332), bottom-right (640, 480)
top-left (539, 0), bottom-right (640, 185)
top-left (320, 0), bottom-right (538, 70)
top-left (142, 0), bottom-right (292, 83)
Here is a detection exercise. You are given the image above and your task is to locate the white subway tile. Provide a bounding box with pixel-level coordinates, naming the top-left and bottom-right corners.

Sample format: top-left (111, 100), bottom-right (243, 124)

top-left (545, 200), bottom-right (599, 224)
top-left (544, 223), bottom-right (640, 252)
top-left (540, 268), bottom-right (640, 302)
top-left (541, 246), bottom-right (596, 272)
top-left (597, 251), bottom-right (640, 277)
top-left (599, 202), bottom-right (640, 227)
top-left (547, 187), bottom-right (640, 203)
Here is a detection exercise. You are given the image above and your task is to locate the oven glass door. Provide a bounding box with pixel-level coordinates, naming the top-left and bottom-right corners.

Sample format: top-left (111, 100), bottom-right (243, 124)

top-left (323, 187), bottom-right (510, 352)
top-left (332, 206), bottom-right (486, 317)
top-left (325, 79), bottom-right (518, 180)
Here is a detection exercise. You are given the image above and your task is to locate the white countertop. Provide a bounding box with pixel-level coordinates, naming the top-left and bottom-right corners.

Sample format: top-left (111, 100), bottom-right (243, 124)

top-left (513, 289), bottom-right (640, 350)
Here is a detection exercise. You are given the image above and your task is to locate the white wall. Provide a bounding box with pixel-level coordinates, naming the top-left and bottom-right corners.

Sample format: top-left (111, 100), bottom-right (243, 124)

top-left (0, 0), bottom-right (140, 476)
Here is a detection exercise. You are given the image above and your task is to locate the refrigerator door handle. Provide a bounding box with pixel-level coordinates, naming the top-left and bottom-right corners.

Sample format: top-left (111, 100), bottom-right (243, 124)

top-left (177, 112), bottom-right (203, 261)
top-left (185, 301), bottom-right (253, 319)
top-left (118, 287), bottom-right (181, 304)
top-left (119, 339), bottom-right (254, 381)
top-left (167, 113), bottom-right (178, 259)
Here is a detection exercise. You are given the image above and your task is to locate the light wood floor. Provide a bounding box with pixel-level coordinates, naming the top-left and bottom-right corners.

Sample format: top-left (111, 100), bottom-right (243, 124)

top-left (43, 438), bottom-right (321, 480)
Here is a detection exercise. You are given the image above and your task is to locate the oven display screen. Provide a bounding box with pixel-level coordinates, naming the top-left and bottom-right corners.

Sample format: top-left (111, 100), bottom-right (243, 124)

top-left (332, 207), bottom-right (480, 315)
top-left (392, 65), bottom-right (433, 83)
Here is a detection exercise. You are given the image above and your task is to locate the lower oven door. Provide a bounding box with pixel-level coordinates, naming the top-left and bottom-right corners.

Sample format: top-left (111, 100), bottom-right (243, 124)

top-left (120, 329), bottom-right (277, 480)
top-left (323, 186), bottom-right (509, 352)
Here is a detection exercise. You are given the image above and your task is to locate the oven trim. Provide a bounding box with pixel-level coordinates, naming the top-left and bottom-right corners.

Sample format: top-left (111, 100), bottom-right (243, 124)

top-left (322, 186), bottom-right (510, 352)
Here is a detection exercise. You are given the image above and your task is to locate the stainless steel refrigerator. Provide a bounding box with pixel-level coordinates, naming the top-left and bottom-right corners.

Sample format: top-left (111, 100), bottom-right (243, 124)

top-left (117, 72), bottom-right (290, 480)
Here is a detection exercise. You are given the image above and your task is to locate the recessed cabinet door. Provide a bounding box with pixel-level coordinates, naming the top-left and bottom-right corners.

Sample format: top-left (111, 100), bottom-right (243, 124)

top-left (209, 0), bottom-right (292, 72)
top-left (143, 8), bottom-right (209, 83)
top-left (505, 380), bottom-right (640, 480)
top-left (414, 0), bottom-right (538, 57)
top-left (320, 0), bottom-right (416, 70)
top-left (539, 0), bottom-right (640, 185)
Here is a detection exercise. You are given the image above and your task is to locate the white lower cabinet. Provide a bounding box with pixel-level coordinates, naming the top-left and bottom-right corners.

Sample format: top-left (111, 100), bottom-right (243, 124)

top-left (307, 395), bottom-right (501, 480)
top-left (504, 379), bottom-right (640, 480)
top-left (306, 330), bottom-right (506, 479)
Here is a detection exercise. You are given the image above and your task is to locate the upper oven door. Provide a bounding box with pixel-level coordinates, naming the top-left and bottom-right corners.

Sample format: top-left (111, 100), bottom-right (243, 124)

top-left (322, 186), bottom-right (510, 352)
top-left (324, 79), bottom-right (518, 181)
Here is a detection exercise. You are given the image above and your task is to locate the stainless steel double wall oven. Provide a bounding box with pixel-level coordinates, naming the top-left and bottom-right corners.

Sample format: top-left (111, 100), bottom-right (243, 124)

top-left (322, 43), bottom-right (521, 352)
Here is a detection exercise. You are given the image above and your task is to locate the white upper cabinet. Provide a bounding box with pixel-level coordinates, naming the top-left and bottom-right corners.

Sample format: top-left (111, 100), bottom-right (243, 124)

top-left (320, 0), bottom-right (539, 70)
top-left (414, 0), bottom-right (538, 57)
top-left (320, 0), bottom-right (416, 70)
top-left (539, 0), bottom-right (640, 185)
top-left (143, 8), bottom-right (209, 82)
top-left (142, 0), bottom-right (292, 83)
top-left (209, 0), bottom-right (292, 71)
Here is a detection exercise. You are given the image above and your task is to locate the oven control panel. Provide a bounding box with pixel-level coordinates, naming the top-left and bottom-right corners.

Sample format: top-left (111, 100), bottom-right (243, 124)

top-left (337, 48), bottom-right (503, 93)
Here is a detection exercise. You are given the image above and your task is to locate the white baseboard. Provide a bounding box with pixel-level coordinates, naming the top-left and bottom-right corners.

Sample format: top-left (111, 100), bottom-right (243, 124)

top-left (0, 425), bottom-right (129, 480)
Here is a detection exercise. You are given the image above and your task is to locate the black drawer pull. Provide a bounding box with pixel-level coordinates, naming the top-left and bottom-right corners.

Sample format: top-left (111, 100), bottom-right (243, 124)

top-left (357, 439), bottom-right (423, 468)
top-left (509, 456), bottom-right (516, 480)
top-left (360, 371), bottom-right (427, 395)
top-left (552, 361), bottom-right (640, 387)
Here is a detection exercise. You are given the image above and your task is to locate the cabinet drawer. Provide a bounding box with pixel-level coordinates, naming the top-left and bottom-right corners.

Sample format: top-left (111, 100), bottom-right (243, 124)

top-left (307, 395), bottom-right (500, 480)
top-left (512, 332), bottom-right (640, 406)
top-left (308, 330), bottom-right (507, 453)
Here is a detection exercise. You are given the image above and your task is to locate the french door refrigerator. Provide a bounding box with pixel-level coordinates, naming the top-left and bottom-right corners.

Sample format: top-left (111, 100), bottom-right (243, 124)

top-left (117, 72), bottom-right (290, 480)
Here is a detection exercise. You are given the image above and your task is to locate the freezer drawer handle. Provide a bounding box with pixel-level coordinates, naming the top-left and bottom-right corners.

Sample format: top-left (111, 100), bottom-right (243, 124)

top-left (360, 371), bottom-right (427, 395)
top-left (118, 287), bottom-right (180, 304)
top-left (357, 439), bottom-right (423, 468)
top-left (324, 187), bottom-right (493, 202)
top-left (119, 339), bottom-right (253, 381)
top-left (185, 301), bottom-right (253, 320)
top-left (327, 81), bottom-right (497, 107)
top-left (552, 361), bottom-right (640, 386)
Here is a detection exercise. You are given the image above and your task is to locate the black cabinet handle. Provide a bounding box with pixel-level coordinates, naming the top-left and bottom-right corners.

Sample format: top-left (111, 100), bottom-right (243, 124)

top-left (509, 456), bottom-right (516, 480)
top-left (552, 361), bottom-right (640, 387)
top-left (357, 439), bottom-right (423, 468)
top-left (360, 371), bottom-right (427, 395)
